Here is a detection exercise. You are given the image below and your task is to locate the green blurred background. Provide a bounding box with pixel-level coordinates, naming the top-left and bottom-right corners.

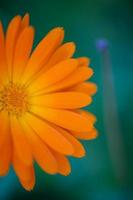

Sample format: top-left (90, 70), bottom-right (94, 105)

top-left (0, 0), bottom-right (133, 199)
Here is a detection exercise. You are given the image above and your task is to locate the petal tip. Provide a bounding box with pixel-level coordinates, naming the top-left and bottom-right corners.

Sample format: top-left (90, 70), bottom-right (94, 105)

top-left (23, 12), bottom-right (30, 18)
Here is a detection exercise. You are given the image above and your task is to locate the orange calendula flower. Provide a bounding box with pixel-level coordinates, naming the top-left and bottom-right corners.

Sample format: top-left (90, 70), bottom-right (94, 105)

top-left (0, 14), bottom-right (97, 191)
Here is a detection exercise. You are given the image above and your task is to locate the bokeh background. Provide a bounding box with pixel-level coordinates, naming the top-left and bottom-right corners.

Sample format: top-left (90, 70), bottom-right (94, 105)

top-left (0, 0), bottom-right (133, 199)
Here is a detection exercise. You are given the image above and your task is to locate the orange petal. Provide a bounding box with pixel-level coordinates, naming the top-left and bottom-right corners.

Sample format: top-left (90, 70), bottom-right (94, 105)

top-left (28, 59), bottom-right (77, 91)
top-left (70, 82), bottom-right (97, 96)
top-left (0, 21), bottom-right (4, 49)
top-left (79, 110), bottom-right (97, 124)
top-left (20, 119), bottom-right (58, 174)
top-left (0, 112), bottom-right (11, 176)
top-left (13, 26), bottom-right (34, 82)
top-left (23, 113), bottom-right (74, 155)
top-left (20, 178), bottom-right (35, 191)
top-left (77, 57), bottom-right (90, 66)
top-left (0, 111), bottom-right (9, 148)
top-left (71, 128), bottom-right (98, 140)
top-left (52, 151), bottom-right (71, 176)
top-left (22, 27), bottom-right (64, 84)
top-left (13, 154), bottom-right (35, 191)
top-left (32, 107), bottom-right (93, 132)
top-left (10, 116), bottom-right (33, 166)
top-left (0, 21), bottom-right (5, 59)
top-left (21, 13), bottom-right (30, 30)
top-left (47, 42), bottom-right (76, 67)
top-left (29, 59), bottom-right (78, 92)
top-left (39, 67), bottom-right (93, 95)
top-left (13, 155), bottom-right (34, 180)
top-left (0, 139), bottom-right (11, 176)
top-left (5, 15), bottom-right (22, 81)
top-left (54, 126), bottom-right (85, 158)
top-left (31, 92), bottom-right (92, 109)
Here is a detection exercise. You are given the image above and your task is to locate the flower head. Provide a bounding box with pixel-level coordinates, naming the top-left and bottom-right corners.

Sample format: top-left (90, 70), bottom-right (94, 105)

top-left (96, 38), bottom-right (109, 52)
top-left (0, 14), bottom-right (97, 191)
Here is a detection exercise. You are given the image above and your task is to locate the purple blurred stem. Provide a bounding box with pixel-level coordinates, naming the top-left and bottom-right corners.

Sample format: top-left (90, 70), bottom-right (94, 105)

top-left (97, 39), bottom-right (127, 183)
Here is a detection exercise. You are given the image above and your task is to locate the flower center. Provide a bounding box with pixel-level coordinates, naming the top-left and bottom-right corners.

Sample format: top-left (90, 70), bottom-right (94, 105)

top-left (0, 83), bottom-right (30, 116)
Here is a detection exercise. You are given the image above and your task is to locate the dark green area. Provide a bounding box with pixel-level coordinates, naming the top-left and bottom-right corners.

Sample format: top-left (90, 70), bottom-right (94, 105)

top-left (0, 0), bottom-right (133, 199)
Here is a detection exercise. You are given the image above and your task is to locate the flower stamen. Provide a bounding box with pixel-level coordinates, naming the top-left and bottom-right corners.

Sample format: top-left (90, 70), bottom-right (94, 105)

top-left (0, 83), bottom-right (30, 116)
